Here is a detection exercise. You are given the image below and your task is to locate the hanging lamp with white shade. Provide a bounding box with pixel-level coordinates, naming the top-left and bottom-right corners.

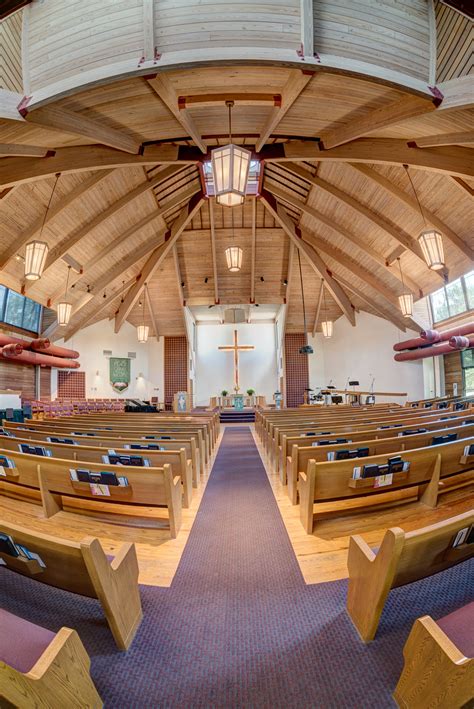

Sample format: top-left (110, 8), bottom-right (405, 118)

top-left (24, 173), bottom-right (61, 281)
top-left (403, 165), bottom-right (445, 271)
top-left (212, 101), bottom-right (251, 207)
top-left (57, 265), bottom-right (73, 326)
top-left (137, 284), bottom-right (149, 343)
top-left (225, 210), bottom-right (243, 272)
top-left (397, 257), bottom-right (413, 317)
top-left (321, 282), bottom-right (333, 338)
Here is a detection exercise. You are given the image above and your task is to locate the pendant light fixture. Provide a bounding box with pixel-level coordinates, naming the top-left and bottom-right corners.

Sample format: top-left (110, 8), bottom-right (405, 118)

top-left (137, 284), bottom-right (149, 343)
top-left (225, 208), bottom-right (243, 272)
top-left (321, 281), bottom-right (333, 338)
top-left (57, 265), bottom-right (73, 326)
top-left (297, 249), bottom-right (313, 354)
top-left (403, 165), bottom-right (445, 271)
top-left (24, 173), bottom-right (60, 280)
top-left (397, 257), bottom-right (413, 318)
top-left (212, 100), bottom-right (251, 207)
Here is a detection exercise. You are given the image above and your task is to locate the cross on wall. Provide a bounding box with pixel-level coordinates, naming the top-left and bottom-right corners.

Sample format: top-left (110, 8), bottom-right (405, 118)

top-left (218, 329), bottom-right (254, 391)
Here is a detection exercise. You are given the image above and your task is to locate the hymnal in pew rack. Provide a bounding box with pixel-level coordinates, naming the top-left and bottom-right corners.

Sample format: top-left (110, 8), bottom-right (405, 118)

top-left (69, 469), bottom-right (130, 497)
top-left (0, 455), bottom-right (19, 478)
top-left (18, 444), bottom-right (52, 457)
top-left (351, 457), bottom-right (410, 488)
top-left (460, 442), bottom-right (474, 464)
top-left (0, 532), bottom-right (45, 575)
top-left (125, 443), bottom-right (165, 451)
top-left (327, 447), bottom-right (370, 461)
top-left (47, 436), bottom-right (77, 445)
top-left (101, 454), bottom-right (150, 467)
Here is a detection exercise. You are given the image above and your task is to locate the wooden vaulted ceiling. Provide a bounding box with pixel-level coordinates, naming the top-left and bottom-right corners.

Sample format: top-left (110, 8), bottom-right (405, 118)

top-left (0, 64), bottom-right (473, 341)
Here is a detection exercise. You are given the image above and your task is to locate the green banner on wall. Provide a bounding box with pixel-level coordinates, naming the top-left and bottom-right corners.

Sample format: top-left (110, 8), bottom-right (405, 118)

top-left (109, 357), bottom-right (130, 393)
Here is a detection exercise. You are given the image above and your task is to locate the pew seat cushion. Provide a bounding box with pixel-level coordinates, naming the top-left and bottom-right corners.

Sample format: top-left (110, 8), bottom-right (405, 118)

top-left (0, 608), bottom-right (56, 672)
top-left (437, 601), bottom-right (474, 657)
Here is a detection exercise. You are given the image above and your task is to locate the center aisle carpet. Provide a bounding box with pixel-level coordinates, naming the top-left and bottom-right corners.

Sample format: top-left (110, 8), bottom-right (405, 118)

top-left (2, 427), bottom-right (473, 707)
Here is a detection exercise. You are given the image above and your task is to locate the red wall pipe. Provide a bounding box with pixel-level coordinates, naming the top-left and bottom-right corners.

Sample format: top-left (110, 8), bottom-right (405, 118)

top-left (394, 336), bottom-right (474, 361)
top-left (394, 321), bottom-right (474, 352)
top-left (1, 343), bottom-right (23, 356)
top-left (0, 333), bottom-right (79, 359)
top-left (1, 346), bottom-right (80, 368)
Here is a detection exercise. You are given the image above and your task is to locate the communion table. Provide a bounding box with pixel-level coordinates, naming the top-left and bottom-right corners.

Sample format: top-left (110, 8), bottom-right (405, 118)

top-left (0, 390), bottom-right (22, 409)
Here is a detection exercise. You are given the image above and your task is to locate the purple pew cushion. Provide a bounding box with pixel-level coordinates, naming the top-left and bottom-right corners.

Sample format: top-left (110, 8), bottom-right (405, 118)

top-left (0, 608), bottom-right (56, 673)
top-left (437, 601), bottom-right (474, 658)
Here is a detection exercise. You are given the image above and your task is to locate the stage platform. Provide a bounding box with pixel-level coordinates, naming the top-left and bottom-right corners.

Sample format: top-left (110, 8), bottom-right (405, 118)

top-left (219, 408), bottom-right (256, 423)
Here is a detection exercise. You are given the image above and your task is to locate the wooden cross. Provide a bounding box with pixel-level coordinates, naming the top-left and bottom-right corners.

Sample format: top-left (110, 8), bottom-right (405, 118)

top-left (218, 329), bottom-right (254, 391)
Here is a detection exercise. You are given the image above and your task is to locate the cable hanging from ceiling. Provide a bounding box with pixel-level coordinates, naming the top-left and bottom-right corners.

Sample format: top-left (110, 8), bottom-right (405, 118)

top-left (24, 172), bottom-right (61, 281)
top-left (211, 100), bottom-right (251, 207)
top-left (403, 164), bottom-right (445, 271)
top-left (297, 248), bottom-right (313, 353)
top-left (137, 283), bottom-right (150, 343)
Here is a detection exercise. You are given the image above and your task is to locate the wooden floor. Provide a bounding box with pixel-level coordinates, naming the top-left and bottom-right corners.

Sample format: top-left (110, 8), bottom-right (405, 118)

top-left (0, 424), bottom-right (472, 587)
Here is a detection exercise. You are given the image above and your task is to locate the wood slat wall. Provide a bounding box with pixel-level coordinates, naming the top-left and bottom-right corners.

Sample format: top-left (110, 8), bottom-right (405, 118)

top-left (164, 335), bottom-right (188, 409)
top-left (435, 0), bottom-right (473, 81)
top-left (39, 365), bottom-right (51, 400)
top-left (0, 9), bottom-right (23, 91)
top-left (313, 0), bottom-right (431, 81)
top-left (0, 359), bottom-right (36, 401)
top-left (443, 350), bottom-right (463, 397)
top-left (285, 332), bottom-right (309, 408)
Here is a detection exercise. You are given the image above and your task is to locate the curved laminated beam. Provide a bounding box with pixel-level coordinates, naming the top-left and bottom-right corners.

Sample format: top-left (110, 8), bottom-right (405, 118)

top-left (260, 190), bottom-right (356, 326)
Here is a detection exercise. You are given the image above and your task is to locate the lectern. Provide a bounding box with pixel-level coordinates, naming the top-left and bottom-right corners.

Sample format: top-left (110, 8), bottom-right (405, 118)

top-left (173, 391), bottom-right (190, 412)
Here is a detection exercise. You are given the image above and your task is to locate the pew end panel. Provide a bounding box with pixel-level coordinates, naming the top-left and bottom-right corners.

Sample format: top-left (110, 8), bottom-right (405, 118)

top-left (80, 536), bottom-right (142, 651)
top-left (163, 463), bottom-right (182, 539)
top-left (394, 614), bottom-right (474, 709)
top-left (298, 461), bottom-right (317, 534)
top-left (0, 625), bottom-right (102, 709)
top-left (346, 527), bottom-right (406, 643)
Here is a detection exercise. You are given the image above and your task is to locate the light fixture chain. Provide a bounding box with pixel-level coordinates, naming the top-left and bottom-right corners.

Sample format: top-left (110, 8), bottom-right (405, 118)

top-left (403, 164), bottom-right (427, 227)
top-left (39, 172), bottom-right (61, 239)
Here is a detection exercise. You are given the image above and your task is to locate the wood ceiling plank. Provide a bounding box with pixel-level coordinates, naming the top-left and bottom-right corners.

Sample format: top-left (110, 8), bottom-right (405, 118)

top-left (21, 105), bottom-right (142, 154)
top-left (147, 74), bottom-right (207, 153)
top-left (449, 175), bottom-right (474, 197)
top-left (114, 195), bottom-right (204, 332)
top-left (144, 281), bottom-right (159, 338)
top-left (0, 143), bottom-right (51, 157)
top-left (311, 278), bottom-right (324, 337)
top-left (260, 191), bottom-right (356, 326)
top-left (319, 95), bottom-right (439, 150)
top-left (350, 163), bottom-right (474, 262)
top-left (255, 69), bottom-right (313, 152)
top-left (0, 169), bottom-right (114, 271)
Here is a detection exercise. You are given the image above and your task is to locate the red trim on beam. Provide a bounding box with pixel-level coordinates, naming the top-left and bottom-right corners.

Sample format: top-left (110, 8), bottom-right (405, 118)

top-left (17, 95), bottom-right (32, 118)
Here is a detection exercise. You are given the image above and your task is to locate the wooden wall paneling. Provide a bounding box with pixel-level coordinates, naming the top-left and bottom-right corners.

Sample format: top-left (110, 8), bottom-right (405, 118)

top-left (443, 350), bottom-right (463, 396)
top-left (285, 332), bottom-right (309, 407)
top-left (435, 0), bottom-right (473, 81)
top-left (39, 364), bottom-right (51, 399)
top-left (57, 370), bottom-right (86, 399)
top-left (164, 335), bottom-right (188, 409)
top-left (0, 359), bottom-right (36, 401)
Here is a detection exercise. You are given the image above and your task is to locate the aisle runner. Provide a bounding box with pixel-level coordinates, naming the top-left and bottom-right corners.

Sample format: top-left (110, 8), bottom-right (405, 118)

top-left (2, 427), bottom-right (473, 707)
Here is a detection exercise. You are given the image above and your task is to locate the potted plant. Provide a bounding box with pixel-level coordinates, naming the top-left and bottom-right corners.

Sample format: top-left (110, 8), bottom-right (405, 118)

top-left (246, 388), bottom-right (255, 396)
top-left (221, 390), bottom-right (228, 396)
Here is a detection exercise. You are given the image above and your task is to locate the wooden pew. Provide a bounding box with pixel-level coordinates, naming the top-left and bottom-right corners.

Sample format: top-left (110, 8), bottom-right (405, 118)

top-left (298, 440), bottom-right (474, 534)
top-left (0, 519), bottom-right (143, 649)
top-left (285, 421), bottom-right (474, 504)
top-left (0, 450), bottom-right (182, 538)
top-left (0, 433), bottom-right (195, 508)
top-left (393, 603), bottom-right (474, 708)
top-left (4, 421), bottom-right (205, 478)
top-left (0, 611), bottom-right (102, 708)
top-left (346, 510), bottom-right (474, 642)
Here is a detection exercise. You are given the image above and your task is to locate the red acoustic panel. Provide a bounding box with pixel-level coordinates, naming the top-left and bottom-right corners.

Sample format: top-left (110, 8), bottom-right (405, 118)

top-left (285, 333), bottom-right (309, 408)
top-left (57, 370), bottom-right (86, 400)
top-left (164, 336), bottom-right (188, 410)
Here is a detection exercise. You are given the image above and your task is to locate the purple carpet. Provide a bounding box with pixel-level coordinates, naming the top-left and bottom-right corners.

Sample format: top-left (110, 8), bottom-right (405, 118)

top-left (1, 427), bottom-right (473, 707)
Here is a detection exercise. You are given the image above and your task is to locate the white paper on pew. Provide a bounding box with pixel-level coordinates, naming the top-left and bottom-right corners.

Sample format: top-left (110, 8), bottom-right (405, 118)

top-left (0, 558), bottom-right (5, 565)
top-left (0, 466), bottom-right (5, 477)
top-left (90, 483), bottom-right (110, 496)
top-left (374, 473), bottom-right (393, 488)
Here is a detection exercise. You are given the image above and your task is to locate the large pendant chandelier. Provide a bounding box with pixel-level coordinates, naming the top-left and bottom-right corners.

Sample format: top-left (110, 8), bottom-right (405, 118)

top-left (24, 172), bottom-right (60, 280)
top-left (57, 265), bottom-right (72, 326)
top-left (397, 257), bottom-right (413, 318)
top-left (404, 165), bottom-right (445, 271)
top-left (211, 100), bottom-right (251, 207)
top-left (321, 281), bottom-right (333, 338)
top-left (137, 284), bottom-right (149, 343)
top-left (225, 210), bottom-right (243, 272)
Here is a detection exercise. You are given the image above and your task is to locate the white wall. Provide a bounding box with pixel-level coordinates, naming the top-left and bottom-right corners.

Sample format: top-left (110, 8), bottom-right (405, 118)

top-left (307, 312), bottom-right (424, 404)
top-left (52, 319), bottom-right (164, 400)
top-left (195, 322), bottom-right (278, 406)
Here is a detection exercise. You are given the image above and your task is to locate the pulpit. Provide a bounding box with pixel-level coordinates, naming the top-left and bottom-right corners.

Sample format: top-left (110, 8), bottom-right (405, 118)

top-left (233, 394), bottom-right (244, 411)
top-left (173, 391), bottom-right (190, 412)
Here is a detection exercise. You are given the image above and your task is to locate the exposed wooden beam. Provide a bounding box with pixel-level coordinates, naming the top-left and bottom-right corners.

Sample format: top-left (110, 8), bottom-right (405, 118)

top-left (62, 278), bottom-right (137, 342)
top-left (0, 143), bottom-right (51, 157)
top-left (266, 139), bottom-right (474, 179)
top-left (250, 198), bottom-right (256, 303)
top-left (283, 162), bottom-right (444, 278)
top-left (319, 95), bottom-right (439, 150)
top-left (142, 0), bottom-right (155, 61)
top-left (147, 74), bottom-right (207, 153)
top-left (21, 104), bottom-right (142, 154)
top-left (0, 144), bottom-right (189, 189)
top-left (311, 278), bottom-right (324, 337)
top-left (409, 131), bottom-right (474, 148)
top-left (173, 245), bottom-right (186, 308)
top-left (427, 0), bottom-right (437, 86)
top-left (0, 185), bottom-right (19, 203)
top-left (284, 240), bottom-right (295, 309)
top-left (209, 198), bottom-right (219, 304)
top-left (449, 175), bottom-right (474, 197)
top-left (255, 69), bottom-right (313, 151)
top-left (26, 165), bottom-right (188, 290)
top-left (114, 195), bottom-right (204, 332)
top-left (300, 0), bottom-right (314, 57)
top-left (350, 163), bottom-right (474, 262)
top-left (144, 282), bottom-right (159, 338)
top-left (269, 179), bottom-right (421, 295)
top-left (260, 191), bottom-right (356, 326)
top-left (0, 170), bottom-right (114, 271)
